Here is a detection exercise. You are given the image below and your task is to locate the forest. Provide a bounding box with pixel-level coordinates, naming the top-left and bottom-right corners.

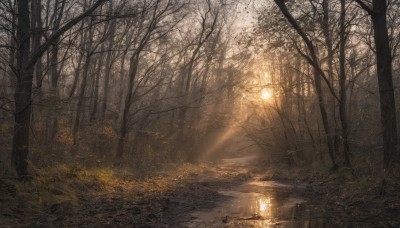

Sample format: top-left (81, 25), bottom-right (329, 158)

top-left (0, 0), bottom-right (400, 227)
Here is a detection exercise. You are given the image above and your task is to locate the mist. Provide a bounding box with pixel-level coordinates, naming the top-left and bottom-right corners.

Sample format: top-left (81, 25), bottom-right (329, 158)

top-left (0, 0), bottom-right (399, 227)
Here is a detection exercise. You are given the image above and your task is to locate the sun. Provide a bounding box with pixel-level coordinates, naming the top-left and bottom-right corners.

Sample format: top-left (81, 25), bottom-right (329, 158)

top-left (261, 88), bottom-right (272, 101)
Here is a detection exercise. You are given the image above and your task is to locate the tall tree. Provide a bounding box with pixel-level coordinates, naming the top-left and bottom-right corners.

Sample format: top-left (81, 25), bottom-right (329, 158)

top-left (100, 2), bottom-right (117, 119)
top-left (12, 0), bottom-right (107, 177)
top-left (354, 0), bottom-right (398, 171)
top-left (338, 0), bottom-right (352, 168)
top-left (31, 0), bottom-right (43, 94)
top-left (273, 0), bottom-right (339, 168)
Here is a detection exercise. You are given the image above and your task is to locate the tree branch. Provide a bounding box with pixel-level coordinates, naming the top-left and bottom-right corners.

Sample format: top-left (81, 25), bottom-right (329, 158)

top-left (353, 0), bottom-right (374, 15)
top-left (274, 0), bottom-right (339, 101)
top-left (27, 0), bottom-right (108, 69)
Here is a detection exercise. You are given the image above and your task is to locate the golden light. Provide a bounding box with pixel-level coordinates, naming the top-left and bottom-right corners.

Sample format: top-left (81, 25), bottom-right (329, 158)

top-left (261, 88), bottom-right (272, 101)
top-left (257, 196), bottom-right (271, 217)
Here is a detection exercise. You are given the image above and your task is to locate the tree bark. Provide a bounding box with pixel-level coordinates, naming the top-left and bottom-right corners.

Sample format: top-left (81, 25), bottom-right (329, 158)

top-left (100, 15), bottom-right (116, 118)
top-left (116, 53), bottom-right (140, 160)
top-left (31, 0), bottom-right (43, 94)
top-left (339, 0), bottom-right (352, 168)
top-left (12, 0), bottom-right (33, 177)
top-left (90, 45), bottom-right (104, 122)
top-left (7, 5), bottom-right (16, 95)
top-left (370, 0), bottom-right (398, 170)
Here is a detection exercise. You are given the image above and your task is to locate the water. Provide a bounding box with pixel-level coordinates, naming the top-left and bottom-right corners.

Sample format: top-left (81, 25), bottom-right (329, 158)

top-left (185, 157), bottom-right (330, 227)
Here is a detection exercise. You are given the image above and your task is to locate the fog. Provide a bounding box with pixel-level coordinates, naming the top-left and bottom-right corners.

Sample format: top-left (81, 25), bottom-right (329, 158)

top-left (0, 0), bottom-right (400, 227)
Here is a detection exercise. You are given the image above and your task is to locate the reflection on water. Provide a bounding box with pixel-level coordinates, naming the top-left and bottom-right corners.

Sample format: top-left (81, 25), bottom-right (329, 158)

top-left (257, 197), bottom-right (271, 216)
top-left (186, 190), bottom-right (274, 227)
top-left (185, 180), bottom-right (328, 228)
top-left (216, 190), bottom-right (274, 220)
top-left (185, 157), bottom-right (329, 227)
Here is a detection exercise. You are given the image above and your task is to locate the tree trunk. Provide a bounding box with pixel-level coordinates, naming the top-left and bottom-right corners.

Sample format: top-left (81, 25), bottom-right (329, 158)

top-left (49, 43), bottom-right (60, 139)
top-left (117, 51), bottom-right (127, 116)
top-left (50, 43), bottom-right (60, 94)
top-left (321, 0), bottom-right (340, 159)
top-left (12, 0), bottom-right (33, 177)
top-left (100, 4), bottom-right (116, 119)
top-left (31, 0), bottom-right (43, 94)
top-left (339, 0), bottom-right (352, 168)
top-left (371, 0), bottom-right (397, 170)
top-left (8, 7), bottom-right (16, 95)
top-left (100, 41), bottom-right (115, 118)
top-left (72, 52), bottom-right (92, 148)
top-left (72, 20), bottom-right (94, 148)
top-left (116, 53), bottom-right (140, 160)
top-left (313, 68), bottom-right (337, 167)
top-left (68, 53), bottom-right (84, 98)
top-left (90, 45), bottom-right (104, 122)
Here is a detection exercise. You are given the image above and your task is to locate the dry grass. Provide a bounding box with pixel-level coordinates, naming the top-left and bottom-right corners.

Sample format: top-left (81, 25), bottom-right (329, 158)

top-left (0, 162), bottom-right (213, 226)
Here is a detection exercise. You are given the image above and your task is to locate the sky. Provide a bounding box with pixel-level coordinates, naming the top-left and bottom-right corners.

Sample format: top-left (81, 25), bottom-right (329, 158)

top-left (233, 2), bottom-right (259, 31)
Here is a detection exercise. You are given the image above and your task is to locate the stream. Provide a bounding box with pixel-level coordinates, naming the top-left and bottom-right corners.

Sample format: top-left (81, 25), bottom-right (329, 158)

top-left (184, 156), bottom-right (330, 227)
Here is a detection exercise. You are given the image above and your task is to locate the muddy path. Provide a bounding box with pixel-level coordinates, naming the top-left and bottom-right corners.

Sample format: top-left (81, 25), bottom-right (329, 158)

top-left (2, 156), bottom-right (329, 227)
top-left (177, 156), bottom-right (328, 228)
top-left (118, 155), bottom-right (329, 228)
top-left (4, 153), bottom-right (400, 227)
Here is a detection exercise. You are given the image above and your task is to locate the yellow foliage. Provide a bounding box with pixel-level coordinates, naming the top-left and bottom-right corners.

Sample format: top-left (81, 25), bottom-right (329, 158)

top-left (56, 126), bottom-right (74, 145)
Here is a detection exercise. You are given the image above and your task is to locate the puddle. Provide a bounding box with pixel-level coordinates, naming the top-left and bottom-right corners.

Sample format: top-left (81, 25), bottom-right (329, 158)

top-left (184, 156), bottom-right (330, 227)
top-left (248, 181), bottom-right (291, 188)
top-left (185, 180), bottom-right (329, 228)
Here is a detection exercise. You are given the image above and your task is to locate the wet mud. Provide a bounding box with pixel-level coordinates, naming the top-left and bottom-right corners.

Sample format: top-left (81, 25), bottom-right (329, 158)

top-left (183, 157), bottom-right (330, 228)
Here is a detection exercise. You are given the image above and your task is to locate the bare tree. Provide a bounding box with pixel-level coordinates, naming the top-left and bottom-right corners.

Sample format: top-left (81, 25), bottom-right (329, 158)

top-left (354, 0), bottom-right (398, 171)
top-left (273, 0), bottom-right (339, 169)
top-left (11, 0), bottom-right (107, 177)
top-left (115, 0), bottom-right (184, 161)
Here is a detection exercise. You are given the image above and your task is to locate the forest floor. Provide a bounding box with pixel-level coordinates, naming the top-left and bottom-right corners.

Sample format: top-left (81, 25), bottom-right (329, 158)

top-left (0, 159), bottom-right (252, 227)
top-left (1, 156), bottom-right (400, 227)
